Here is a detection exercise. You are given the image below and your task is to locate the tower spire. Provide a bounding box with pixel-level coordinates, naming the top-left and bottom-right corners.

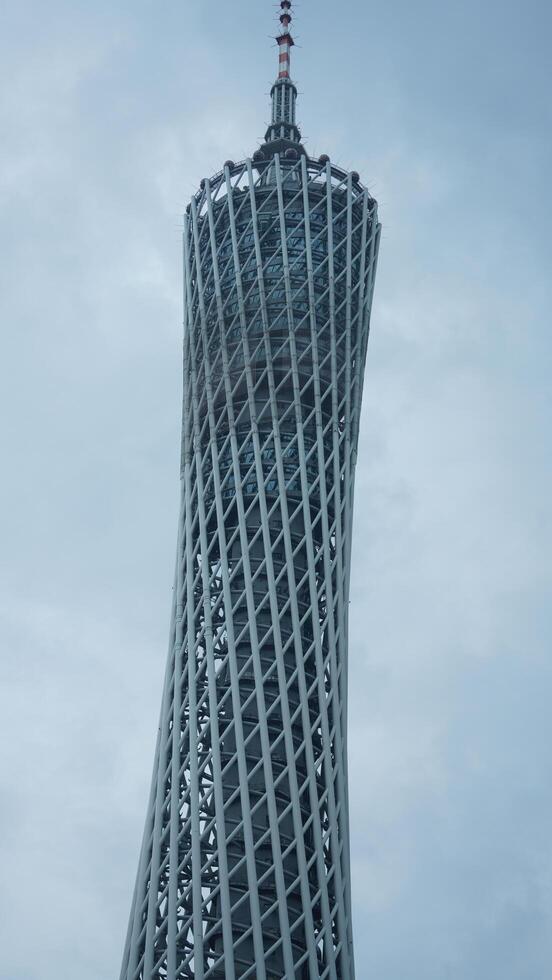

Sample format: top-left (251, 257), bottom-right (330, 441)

top-left (264, 0), bottom-right (303, 153)
top-left (276, 0), bottom-right (294, 80)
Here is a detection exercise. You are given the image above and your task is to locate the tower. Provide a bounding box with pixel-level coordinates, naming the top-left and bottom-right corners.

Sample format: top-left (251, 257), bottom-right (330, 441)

top-left (120, 4), bottom-right (380, 977)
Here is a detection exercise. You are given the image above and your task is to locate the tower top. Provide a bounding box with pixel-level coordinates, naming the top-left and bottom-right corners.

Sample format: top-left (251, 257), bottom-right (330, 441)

top-left (276, 0), bottom-right (294, 80)
top-left (263, 0), bottom-right (304, 156)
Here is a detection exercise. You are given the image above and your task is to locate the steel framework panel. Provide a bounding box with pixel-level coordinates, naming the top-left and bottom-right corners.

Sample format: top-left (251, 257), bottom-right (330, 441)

top-left (120, 153), bottom-right (380, 980)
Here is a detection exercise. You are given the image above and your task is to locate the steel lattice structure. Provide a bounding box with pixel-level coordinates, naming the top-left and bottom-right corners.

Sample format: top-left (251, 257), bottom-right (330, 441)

top-left (120, 5), bottom-right (380, 978)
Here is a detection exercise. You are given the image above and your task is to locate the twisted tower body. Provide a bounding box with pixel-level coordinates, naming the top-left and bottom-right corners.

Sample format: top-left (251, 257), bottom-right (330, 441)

top-left (120, 6), bottom-right (380, 978)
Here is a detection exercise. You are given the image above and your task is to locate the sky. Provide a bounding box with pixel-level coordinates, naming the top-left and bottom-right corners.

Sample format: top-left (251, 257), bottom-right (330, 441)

top-left (0, 1), bottom-right (551, 978)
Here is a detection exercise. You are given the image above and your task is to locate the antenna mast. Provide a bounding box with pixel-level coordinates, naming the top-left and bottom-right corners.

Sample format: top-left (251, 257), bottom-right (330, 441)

top-left (264, 0), bottom-right (303, 152)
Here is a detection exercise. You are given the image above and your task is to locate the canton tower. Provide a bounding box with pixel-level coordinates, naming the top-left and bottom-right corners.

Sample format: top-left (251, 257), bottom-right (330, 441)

top-left (120, 4), bottom-right (380, 978)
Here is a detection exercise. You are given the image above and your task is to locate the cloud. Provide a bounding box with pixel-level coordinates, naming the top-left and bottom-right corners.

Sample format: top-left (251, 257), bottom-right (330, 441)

top-left (0, 1), bottom-right (551, 978)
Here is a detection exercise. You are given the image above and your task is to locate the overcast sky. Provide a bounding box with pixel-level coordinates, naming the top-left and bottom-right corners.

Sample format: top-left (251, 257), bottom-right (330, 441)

top-left (1, 1), bottom-right (551, 978)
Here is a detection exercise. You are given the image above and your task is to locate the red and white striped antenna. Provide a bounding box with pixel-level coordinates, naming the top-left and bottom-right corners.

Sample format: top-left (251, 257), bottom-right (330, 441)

top-left (276, 1), bottom-right (294, 80)
top-left (262, 0), bottom-right (303, 152)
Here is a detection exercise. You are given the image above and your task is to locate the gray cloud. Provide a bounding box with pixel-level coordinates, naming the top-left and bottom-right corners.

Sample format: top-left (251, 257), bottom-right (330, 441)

top-left (0, 1), bottom-right (550, 978)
